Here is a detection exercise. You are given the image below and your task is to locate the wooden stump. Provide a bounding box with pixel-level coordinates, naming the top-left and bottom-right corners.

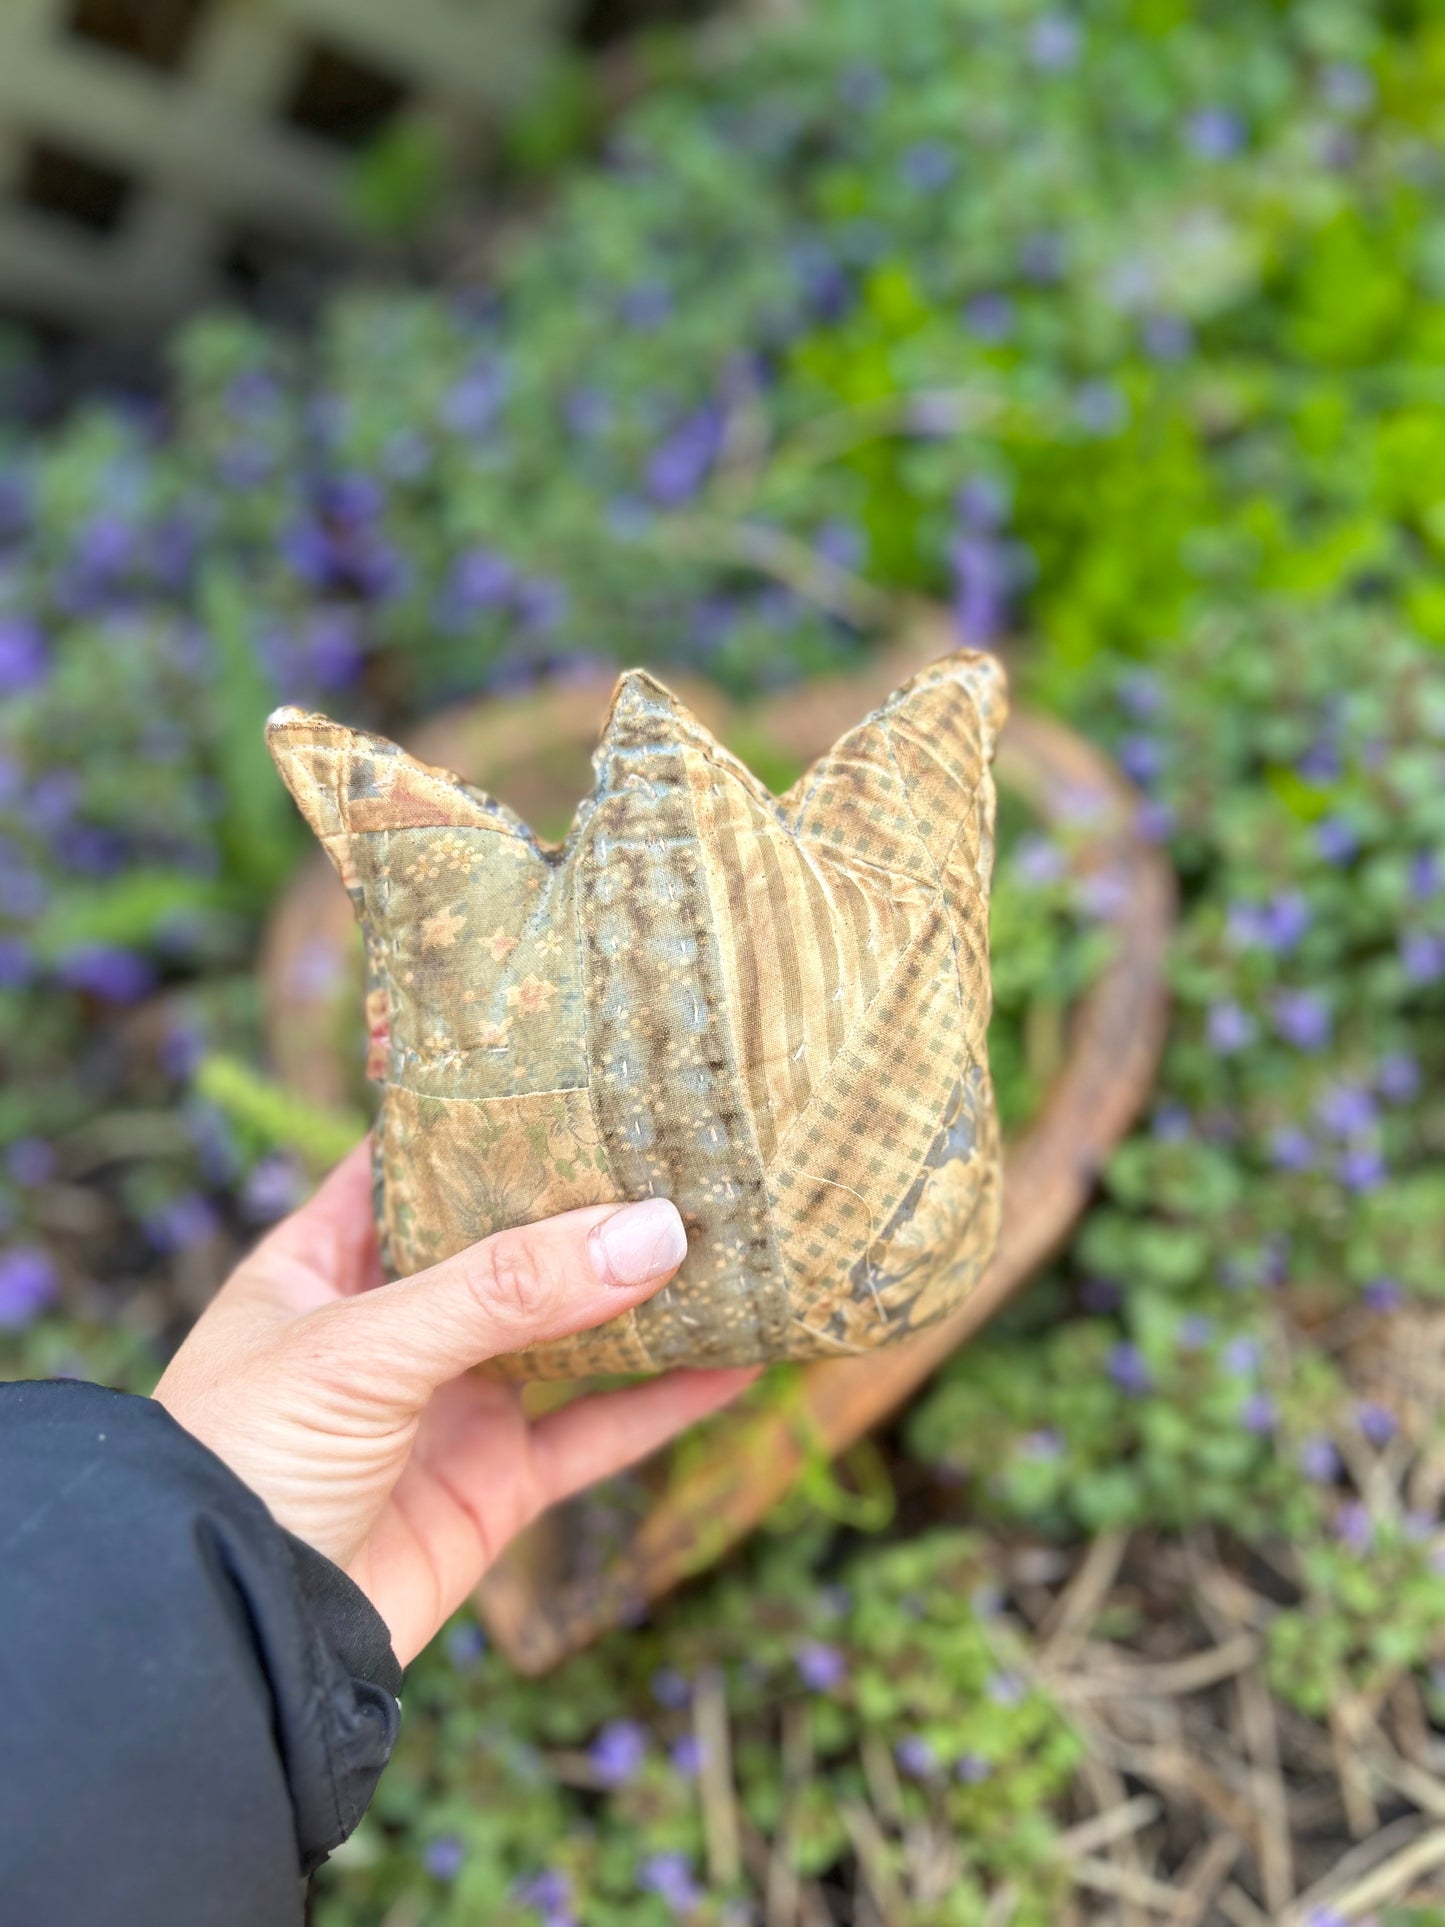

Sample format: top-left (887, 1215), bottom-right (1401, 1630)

top-left (259, 618), bottom-right (1174, 1673)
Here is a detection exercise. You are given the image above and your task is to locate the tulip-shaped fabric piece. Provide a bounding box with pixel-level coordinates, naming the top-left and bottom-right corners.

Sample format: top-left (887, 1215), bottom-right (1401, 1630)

top-left (267, 649), bottom-right (1007, 1378)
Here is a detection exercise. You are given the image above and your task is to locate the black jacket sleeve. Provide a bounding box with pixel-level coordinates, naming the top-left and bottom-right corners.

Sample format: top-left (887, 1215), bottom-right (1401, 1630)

top-left (0, 1379), bottom-right (402, 1927)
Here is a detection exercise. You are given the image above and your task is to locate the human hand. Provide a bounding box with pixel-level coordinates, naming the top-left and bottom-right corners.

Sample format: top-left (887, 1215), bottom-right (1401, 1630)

top-left (154, 1141), bottom-right (755, 1666)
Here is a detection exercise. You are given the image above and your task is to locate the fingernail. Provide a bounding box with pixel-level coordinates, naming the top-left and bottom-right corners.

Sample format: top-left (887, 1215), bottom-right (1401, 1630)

top-left (589, 1198), bottom-right (689, 1288)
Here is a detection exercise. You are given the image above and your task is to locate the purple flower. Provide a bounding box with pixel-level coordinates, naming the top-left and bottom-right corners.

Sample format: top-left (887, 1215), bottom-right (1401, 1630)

top-left (1207, 1001), bottom-right (1256, 1055)
top-left (651, 1666), bottom-right (691, 1709)
top-left (1029, 13), bottom-right (1081, 70)
top-left (75, 513), bottom-right (136, 579)
top-left (1118, 735), bottom-right (1163, 786)
top-left (1240, 1393), bottom-right (1277, 1434)
top-left (1222, 1335), bottom-right (1260, 1377)
top-left (1260, 1236), bottom-right (1291, 1289)
top-left (1315, 818), bottom-right (1358, 864)
top-left (895, 1735), bottom-right (938, 1778)
top-left (217, 440), bottom-right (272, 490)
top-left (1187, 106), bottom-right (1245, 159)
top-left (303, 610), bottom-right (365, 691)
top-left (1297, 739), bottom-right (1340, 784)
top-left (1269, 1124), bottom-right (1316, 1172)
top-left (381, 428), bottom-right (432, 480)
top-left (900, 142), bottom-right (956, 191)
top-left (1409, 850), bottom-right (1440, 901)
top-left (810, 521), bottom-right (862, 572)
top-left (279, 517), bottom-right (335, 588)
top-left (424, 1835), bottom-right (465, 1882)
top-left (1020, 1427), bottom-right (1063, 1460)
top-left (563, 387), bottom-right (611, 439)
top-left (55, 825), bottom-right (127, 880)
top-left (517, 1870), bottom-right (572, 1918)
top-left (955, 1751), bottom-right (992, 1784)
top-left (146, 1193), bottom-right (220, 1254)
top-left (1337, 1146), bottom-right (1387, 1192)
top-left (988, 1671), bottom-right (1026, 1706)
top-left (790, 241), bottom-right (851, 323)
top-left (1117, 669), bottom-right (1164, 718)
top-left (1272, 990), bottom-right (1331, 1052)
top-left (1322, 63), bottom-right (1375, 116)
top-left (0, 1246), bottom-right (58, 1329)
top-left (5, 1138), bottom-right (55, 1188)
top-left (1080, 1276), bottom-right (1121, 1314)
top-left (1363, 1276), bottom-right (1404, 1312)
top-left (1140, 314), bottom-right (1194, 363)
top-left (318, 472), bottom-right (383, 526)
top-left (1013, 835), bottom-right (1066, 887)
top-left (514, 577), bottom-right (567, 635)
top-left (440, 360), bottom-right (505, 436)
top-left (0, 472), bottom-right (31, 543)
top-left (57, 944), bottom-right (155, 1004)
top-left (952, 531), bottom-right (1013, 646)
top-left (1135, 798), bottom-right (1175, 842)
top-left (619, 282), bottom-right (672, 331)
top-left (964, 293), bottom-right (1015, 342)
top-left (446, 1620), bottom-right (487, 1669)
top-left (648, 405), bottom-right (724, 507)
top-left (149, 513), bottom-right (197, 589)
top-left (1177, 1314), bottom-right (1214, 1352)
top-left (226, 368), bottom-right (281, 417)
top-left (24, 769), bottom-right (81, 834)
top-left (839, 63), bottom-right (886, 110)
top-left (1335, 1500), bottom-right (1372, 1553)
top-left (1077, 868), bottom-right (1131, 921)
top-left (1377, 1052), bottom-right (1422, 1103)
top-left (1261, 892), bottom-right (1312, 953)
top-left (0, 936), bottom-right (35, 994)
top-left (1152, 1101), bottom-right (1191, 1141)
top-left (1401, 930), bottom-right (1445, 985)
top-left (796, 1641), bottom-right (847, 1691)
top-left (640, 1852), bottom-right (703, 1914)
top-left (1316, 1084), bottom-right (1377, 1138)
top-left (1107, 1342), bottom-right (1151, 1395)
top-left (1356, 1400), bottom-right (1397, 1447)
top-left (240, 1153), bottom-right (304, 1224)
top-left (1075, 380), bottom-right (1125, 434)
top-left (449, 547), bottom-right (516, 613)
top-left (589, 1718), bottom-right (648, 1787)
top-left (1019, 231), bottom-right (1066, 283)
top-left (0, 616), bottom-right (48, 694)
top-left (669, 1734), bottom-right (704, 1777)
top-left (1299, 1436), bottom-right (1341, 1483)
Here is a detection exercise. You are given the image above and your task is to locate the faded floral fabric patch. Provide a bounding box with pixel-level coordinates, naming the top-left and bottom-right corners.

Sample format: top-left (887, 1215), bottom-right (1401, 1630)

top-left (267, 650), bottom-right (1006, 1378)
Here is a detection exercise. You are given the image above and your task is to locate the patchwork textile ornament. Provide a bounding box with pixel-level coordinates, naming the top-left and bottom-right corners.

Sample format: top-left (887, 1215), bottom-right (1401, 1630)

top-left (266, 649), bottom-right (1007, 1379)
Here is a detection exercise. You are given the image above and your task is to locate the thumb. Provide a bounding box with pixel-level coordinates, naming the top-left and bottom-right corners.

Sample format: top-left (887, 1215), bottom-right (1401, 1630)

top-left (307, 1195), bottom-right (689, 1400)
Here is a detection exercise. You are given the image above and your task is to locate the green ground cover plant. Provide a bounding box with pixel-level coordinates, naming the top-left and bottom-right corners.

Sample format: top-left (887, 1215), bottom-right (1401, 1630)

top-left (4, 0), bottom-right (1445, 1915)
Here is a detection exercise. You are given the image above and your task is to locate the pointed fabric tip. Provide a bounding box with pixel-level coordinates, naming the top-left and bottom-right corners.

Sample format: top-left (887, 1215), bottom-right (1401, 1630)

top-left (592, 666), bottom-right (774, 814)
top-left (592, 667), bottom-right (694, 781)
top-left (266, 709), bottom-right (542, 848)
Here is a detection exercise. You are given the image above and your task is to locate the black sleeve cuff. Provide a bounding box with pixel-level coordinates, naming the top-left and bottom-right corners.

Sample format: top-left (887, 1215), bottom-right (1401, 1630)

top-left (0, 1379), bottom-right (401, 1922)
top-left (278, 1528), bottom-right (403, 1871)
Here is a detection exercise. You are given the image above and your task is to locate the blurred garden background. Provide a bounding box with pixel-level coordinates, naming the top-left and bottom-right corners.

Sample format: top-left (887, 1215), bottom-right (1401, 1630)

top-left (4, 0), bottom-right (1445, 1920)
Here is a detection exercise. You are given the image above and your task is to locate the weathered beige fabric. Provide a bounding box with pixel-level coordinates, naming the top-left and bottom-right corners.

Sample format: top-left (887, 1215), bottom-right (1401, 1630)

top-left (267, 649), bottom-right (1006, 1378)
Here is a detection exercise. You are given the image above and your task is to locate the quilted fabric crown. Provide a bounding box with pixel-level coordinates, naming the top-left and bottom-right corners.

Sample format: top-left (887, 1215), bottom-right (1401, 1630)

top-left (267, 649), bottom-right (1007, 1379)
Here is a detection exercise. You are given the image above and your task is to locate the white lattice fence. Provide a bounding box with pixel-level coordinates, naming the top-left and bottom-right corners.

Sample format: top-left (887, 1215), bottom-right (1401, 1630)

top-left (0, 0), bottom-right (572, 333)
